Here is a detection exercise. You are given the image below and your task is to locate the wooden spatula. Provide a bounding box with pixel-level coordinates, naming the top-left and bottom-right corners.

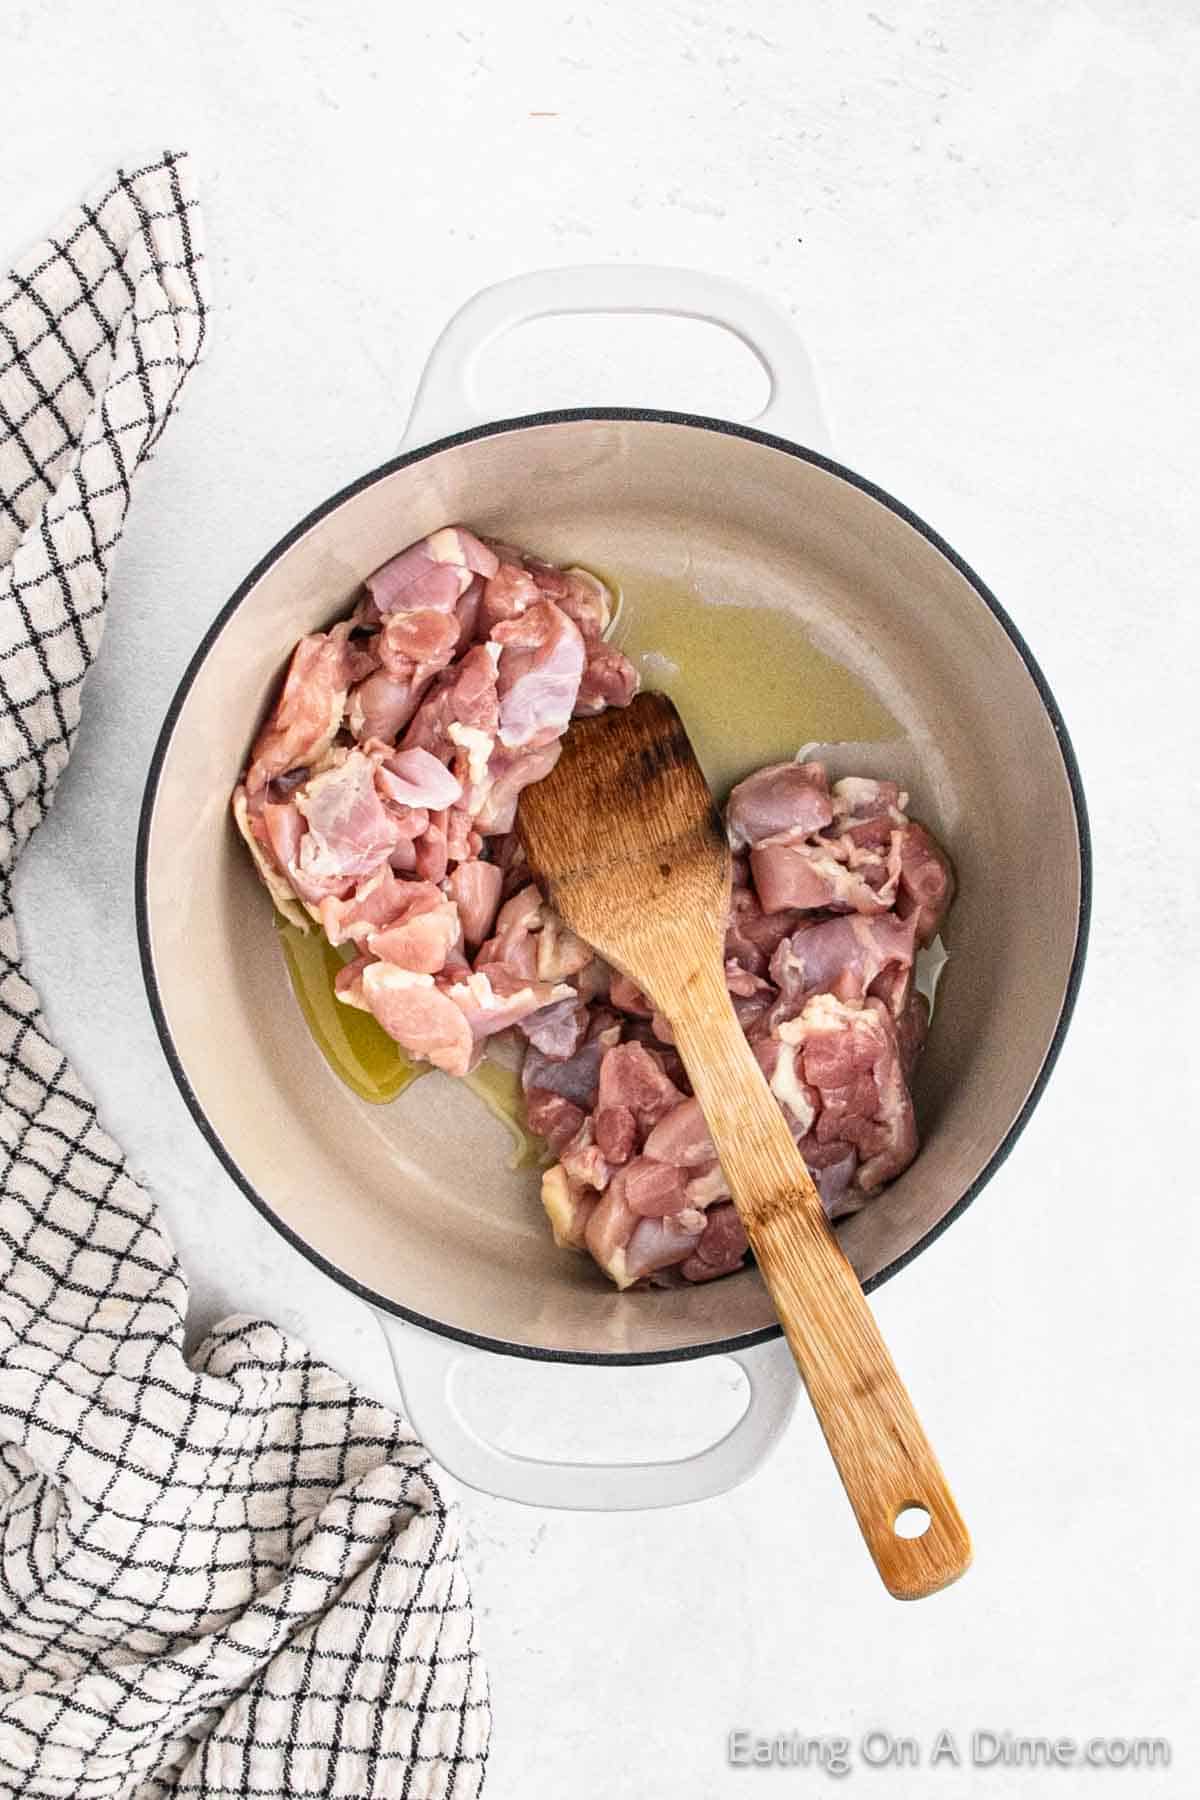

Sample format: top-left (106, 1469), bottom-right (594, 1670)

top-left (518, 691), bottom-right (971, 1599)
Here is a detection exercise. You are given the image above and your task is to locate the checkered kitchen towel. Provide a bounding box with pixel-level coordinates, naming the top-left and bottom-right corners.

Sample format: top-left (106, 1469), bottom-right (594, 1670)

top-left (0, 155), bottom-right (489, 1797)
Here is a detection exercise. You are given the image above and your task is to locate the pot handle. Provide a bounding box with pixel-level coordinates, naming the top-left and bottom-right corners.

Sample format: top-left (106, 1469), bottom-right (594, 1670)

top-left (375, 1311), bottom-right (798, 1510)
top-left (401, 264), bottom-right (830, 451)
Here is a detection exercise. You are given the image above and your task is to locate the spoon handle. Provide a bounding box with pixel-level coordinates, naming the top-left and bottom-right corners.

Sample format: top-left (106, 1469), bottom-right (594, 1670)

top-left (669, 963), bottom-right (971, 1600)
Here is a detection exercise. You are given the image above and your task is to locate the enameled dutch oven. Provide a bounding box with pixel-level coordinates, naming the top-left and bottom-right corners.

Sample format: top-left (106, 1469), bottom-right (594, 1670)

top-left (137, 267), bottom-right (1089, 1509)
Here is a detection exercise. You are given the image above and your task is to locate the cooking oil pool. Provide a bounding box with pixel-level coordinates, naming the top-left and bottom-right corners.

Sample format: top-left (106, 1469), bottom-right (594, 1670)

top-left (277, 921), bottom-right (544, 1167)
top-left (606, 569), bottom-right (896, 799)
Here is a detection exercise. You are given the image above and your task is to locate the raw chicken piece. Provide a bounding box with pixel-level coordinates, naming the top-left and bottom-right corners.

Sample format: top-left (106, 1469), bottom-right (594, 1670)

top-left (445, 859), bottom-right (504, 949)
top-left (679, 1205), bottom-right (750, 1282)
top-left (293, 749), bottom-right (404, 885)
top-left (259, 797), bottom-right (303, 881)
top-left (493, 601), bottom-right (586, 749)
top-left (780, 993), bottom-right (918, 1192)
top-left (476, 884), bottom-right (591, 985)
top-left (726, 963), bottom-right (776, 1033)
top-left (559, 1117), bottom-right (612, 1193)
top-left (332, 954), bottom-right (373, 1005)
top-left (519, 995), bottom-right (590, 1060)
top-left (402, 643), bottom-right (501, 761)
top-left (520, 556), bottom-right (572, 601)
top-left (340, 961), bottom-right (476, 1077)
top-left (767, 911), bottom-right (919, 1020)
top-left (642, 1097), bottom-right (717, 1169)
top-left (730, 761), bottom-right (917, 919)
top-left (595, 1190), bottom-right (706, 1287)
top-left (376, 608), bottom-right (460, 678)
top-left (480, 560), bottom-right (634, 717)
top-left (534, 911), bottom-right (593, 983)
top-left (622, 1156), bottom-right (689, 1217)
top-left (573, 641), bottom-right (639, 716)
top-left (245, 623), bottom-right (359, 796)
top-left (753, 1037), bottom-right (818, 1138)
top-left (608, 972), bottom-right (654, 1016)
top-left (896, 820), bottom-right (956, 945)
top-left (367, 886), bottom-right (461, 976)
top-left (894, 990), bottom-right (930, 1082)
top-left (541, 1164), bottom-right (598, 1251)
top-left (830, 775), bottom-right (907, 823)
top-left (284, 861), bottom-right (356, 910)
top-left (799, 1141), bottom-right (862, 1220)
top-left (231, 786), bottom-right (309, 930)
top-left (594, 1104), bottom-right (635, 1164)
top-left (557, 568), bottom-right (612, 639)
top-left (478, 884), bottom-right (541, 977)
top-left (589, 1042), bottom-right (686, 1171)
top-left (683, 1163), bottom-right (732, 1209)
top-left (318, 864), bottom-right (423, 946)
top-left (581, 1169), bottom-right (638, 1284)
top-left (444, 966), bottom-right (574, 1045)
top-left (455, 574), bottom-right (484, 642)
top-left (617, 1018), bottom-right (690, 1092)
top-left (366, 526), bottom-right (497, 616)
top-left (725, 963), bottom-right (770, 999)
top-left (375, 747), bottom-right (464, 811)
top-left (526, 1092), bottom-right (588, 1155)
top-left (624, 1215), bottom-right (709, 1282)
top-left (750, 836), bottom-right (894, 916)
top-left (472, 741), bottom-right (563, 836)
top-left (479, 555), bottom-right (541, 633)
top-left (726, 760), bottom-right (833, 848)
top-left (414, 816), bottom-right (449, 884)
top-left (724, 883), bottom-right (807, 977)
top-left (596, 1042), bottom-right (684, 1134)
top-left (355, 599), bottom-right (466, 752)
top-left (348, 669), bottom-right (433, 742)
top-left (483, 549), bottom-right (612, 637)
top-left (521, 1016), bottom-right (619, 1110)
top-left (442, 803), bottom-right (479, 864)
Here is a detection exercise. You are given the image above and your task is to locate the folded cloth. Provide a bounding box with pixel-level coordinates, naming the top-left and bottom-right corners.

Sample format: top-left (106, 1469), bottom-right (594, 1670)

top-left (0, 154), bottom-right (489, 1798)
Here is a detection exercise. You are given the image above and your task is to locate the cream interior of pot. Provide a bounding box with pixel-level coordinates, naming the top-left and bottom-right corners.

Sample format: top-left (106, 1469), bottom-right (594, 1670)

top-left (142, 419), bottom-right (1082, 1358)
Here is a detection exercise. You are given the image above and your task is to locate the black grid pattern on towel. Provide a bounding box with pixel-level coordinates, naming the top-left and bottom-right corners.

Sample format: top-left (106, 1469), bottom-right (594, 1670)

top-left (0, 153), bottom-right (489, 1799)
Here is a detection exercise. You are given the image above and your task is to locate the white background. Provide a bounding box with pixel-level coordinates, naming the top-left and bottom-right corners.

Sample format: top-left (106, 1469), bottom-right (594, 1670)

top-left (3, 2), bottom-right (1198, 1795)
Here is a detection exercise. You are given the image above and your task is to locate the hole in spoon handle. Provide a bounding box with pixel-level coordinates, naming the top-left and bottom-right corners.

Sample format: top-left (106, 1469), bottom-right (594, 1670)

top-left (893, 1504), bottom-right (932, 1539)
top-left (857, 1478), bottom-right (972, 1600)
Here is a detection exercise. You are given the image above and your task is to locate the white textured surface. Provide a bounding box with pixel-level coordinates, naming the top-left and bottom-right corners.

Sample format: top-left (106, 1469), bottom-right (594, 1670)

top-left (3, 2), bottom-right (1198, 1794)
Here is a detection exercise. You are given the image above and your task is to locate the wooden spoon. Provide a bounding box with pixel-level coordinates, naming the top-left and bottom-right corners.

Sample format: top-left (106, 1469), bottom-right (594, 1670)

top-left (518, 691), bottom-right (971, 1599)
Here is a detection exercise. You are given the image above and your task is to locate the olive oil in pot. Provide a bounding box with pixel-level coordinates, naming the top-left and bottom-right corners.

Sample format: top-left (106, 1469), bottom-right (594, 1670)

top-left (276, 921), bottom-right (545, 1168)
top-left (604, 569), bottom-right (898, 800)
top-left (277, 922), bottom-right (425, 1106)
